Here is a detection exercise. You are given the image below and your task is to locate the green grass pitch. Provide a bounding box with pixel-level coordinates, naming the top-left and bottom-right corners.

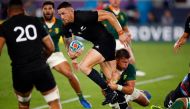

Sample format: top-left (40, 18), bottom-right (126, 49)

top-left (0, 41), bottom-right (190, 109)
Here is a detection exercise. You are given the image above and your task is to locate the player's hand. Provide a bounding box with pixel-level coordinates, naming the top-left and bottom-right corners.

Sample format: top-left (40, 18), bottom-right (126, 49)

top-left (68, 50), bottom-right (77, 59)
top-left (119, 31), bottom-right (131, 47)
top-left (173, 42), bottom-right (181, 53)
top-left (71, 59), bottom-right (79, 71)
top-left (68, 49), bottom-right (82, 59)
top-left (108, 81), bottom-right (117, 90)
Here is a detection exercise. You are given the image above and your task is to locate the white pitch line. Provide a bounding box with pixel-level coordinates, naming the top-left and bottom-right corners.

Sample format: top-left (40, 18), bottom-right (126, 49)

top-left (32, 95), bottom-right (91, 109)
top-left (33, 75), bottom-right (174, 109)
top-left (136, 75), bottom-right (174, 86)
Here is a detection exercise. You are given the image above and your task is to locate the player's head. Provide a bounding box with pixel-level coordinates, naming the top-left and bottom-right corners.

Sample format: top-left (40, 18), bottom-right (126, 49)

top-left (109, 0), bottom-right (121, 8)
top-left (7, 0), bottom-right (24, 17)
top-left (116, 49), bottom-right (130, 70)
top-left (42, 1), bottom-right (55, 21)
top-left (57, 2), bottom-right (74, 25)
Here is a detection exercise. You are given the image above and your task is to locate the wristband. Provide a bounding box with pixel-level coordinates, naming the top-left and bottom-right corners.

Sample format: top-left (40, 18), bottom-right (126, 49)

top-left (118, 30), bottom-right (124, 36)
top-left (117, 85), bottom-right (123, 91)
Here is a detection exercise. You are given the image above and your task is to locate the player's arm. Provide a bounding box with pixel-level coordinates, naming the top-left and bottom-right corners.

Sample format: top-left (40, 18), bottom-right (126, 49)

top-left (174, 32), bottom-right (189, 53)
top-left (97, 10), bottom-right (130, 45)
top-left (42, 34), bottom-right (55, 57)
top-left (63, 36), bottom-right (72, 51)
top-left (0, 37), bottom-right (5, 56)
top-left (174, 16), bottom-right (190, 53)
top-left (108, 80), bottom-right (135, 95)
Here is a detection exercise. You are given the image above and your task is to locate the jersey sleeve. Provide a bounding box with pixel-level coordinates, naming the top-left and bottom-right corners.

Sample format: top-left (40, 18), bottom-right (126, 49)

top-left (122, 13), bottom-right (128, 27)
top-left (184, 16), bottom-right (190, 33)
top-left (126, 64), bottom-right (136, 81)
top-left (75, 11), bottom-right (98, 24)
top-left (35, 18), bottom-right (49, 39)
top-left (62, 25), bottom-right (72, 38)
top-left (0, 24), bottom-right (5, 38)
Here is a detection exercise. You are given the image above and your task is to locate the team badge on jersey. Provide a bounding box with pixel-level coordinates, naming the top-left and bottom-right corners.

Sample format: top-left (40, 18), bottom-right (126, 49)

top-left (55, 28), bottom-right (59, 34)
top-left (123, 75), bottom-right (128, 80)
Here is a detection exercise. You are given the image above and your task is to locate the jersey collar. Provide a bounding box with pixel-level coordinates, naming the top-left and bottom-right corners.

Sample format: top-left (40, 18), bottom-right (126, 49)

top-left (109, 5), bottom-right (120, 15)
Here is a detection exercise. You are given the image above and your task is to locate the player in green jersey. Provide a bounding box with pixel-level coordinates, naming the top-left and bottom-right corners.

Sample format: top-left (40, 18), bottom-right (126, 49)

top-left (108, 49), bottom-right (151, 109)
top-left (102, 0), bottom-right (146, 77)
top-left (41, 1), bottom-right (91, 108)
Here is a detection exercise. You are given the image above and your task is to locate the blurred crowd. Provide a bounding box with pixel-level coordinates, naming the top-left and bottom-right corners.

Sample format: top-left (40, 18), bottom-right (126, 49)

top-left (0, 0), bottom-right (190, 25)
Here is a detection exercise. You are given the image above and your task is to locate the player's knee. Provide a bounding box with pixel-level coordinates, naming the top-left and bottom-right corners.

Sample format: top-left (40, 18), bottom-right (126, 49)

top-left (175, 98), bottom-right (187, 108)
top-left (16, 94), bottom-right (31, 103)
top-left (43, 87), bottom-right (60, 103)
top-left (78, 63), bottom-right (90, 74)
top-left (64, 71), bottom-right (76, 80)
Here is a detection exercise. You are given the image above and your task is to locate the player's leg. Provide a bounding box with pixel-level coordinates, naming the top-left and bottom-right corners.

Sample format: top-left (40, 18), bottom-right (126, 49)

top-left (41, 86), bottom-right (61, 109)
top-left (132, 90), bottom-right (151, 106)
top-left (79, 49), bottom-right (117, 105)
top-left (47, 52), bottom-right (91, 108)
top-left (14, 90), bottom-right (32, 109)
top-left (169, 98), bottom-right (188, 109)
top-left (12, 70), bottom-right (34, 109)
top-left (35, 66), bottom-right (61, 109)
top-left (99, 61), bottom-right (115, 81)
top-left (54, 61), bottom-right (92, 108)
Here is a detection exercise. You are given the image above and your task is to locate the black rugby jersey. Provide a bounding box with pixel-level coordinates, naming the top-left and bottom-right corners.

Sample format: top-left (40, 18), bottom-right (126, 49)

top-left (184, 16), bottom-right (190, 34)
top-left (63, 11), bottom-right (114, 44)
top-left (0, 14), bottom-right (48, 71)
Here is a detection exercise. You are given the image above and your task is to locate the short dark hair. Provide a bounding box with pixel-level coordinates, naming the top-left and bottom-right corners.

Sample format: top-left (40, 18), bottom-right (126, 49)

top-left (8, 0), bottom-right (23, 7)
top-left (116, 49), bottom-right (130, 59)
top-left (57, 2), bottom-right (72, 10)
top-left (42, 1), bottom-right (54, 8)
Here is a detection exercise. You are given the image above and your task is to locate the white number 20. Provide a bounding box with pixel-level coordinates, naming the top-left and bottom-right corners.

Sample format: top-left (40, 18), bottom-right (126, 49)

top-left (14, 25), bottom-right (37, 42)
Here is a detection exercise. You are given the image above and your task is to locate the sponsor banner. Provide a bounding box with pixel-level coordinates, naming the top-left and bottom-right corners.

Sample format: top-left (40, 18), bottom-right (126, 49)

top-left (128, 25), bottom-right (184, 42)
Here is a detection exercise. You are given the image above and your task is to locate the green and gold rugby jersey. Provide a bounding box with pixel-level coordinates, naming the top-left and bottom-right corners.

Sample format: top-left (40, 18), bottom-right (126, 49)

top-left (117, 64), bottom-right (136, 86)
top-left (40, 17), bottom-right (64, 52)
top-left (102, 5), bottom-right (128, 39)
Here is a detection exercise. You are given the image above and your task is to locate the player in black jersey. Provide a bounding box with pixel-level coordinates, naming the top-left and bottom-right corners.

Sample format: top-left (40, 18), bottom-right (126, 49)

top-left (174, 16), bottom-right (190, 52)
top-left (151, 73), bottom-right (190, 109)
top-left (0, 0), bottom-right (61, 109)
top-left (57, 2), bottom-right (131, 105)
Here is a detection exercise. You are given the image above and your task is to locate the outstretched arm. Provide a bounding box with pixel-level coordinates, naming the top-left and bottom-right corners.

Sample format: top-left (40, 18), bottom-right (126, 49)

top-left (108, 80), bottom-right (135, 95)
top-left (174, 32), bottom-right (189, 53)
top-left (0, 37), bottom-right (5, 56)
top-left (97, 10), bottom-right (131, 45)
top-left (42, 35), bottom-right (55, 57)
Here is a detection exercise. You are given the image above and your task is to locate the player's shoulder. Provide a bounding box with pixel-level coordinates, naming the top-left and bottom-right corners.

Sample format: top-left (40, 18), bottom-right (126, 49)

top-left (104, 6), bottom-right (111, 11)
top-left (55, 18), bottom-right (63, 24)
top-left (185, 16), bottom-right (190, 22)
top-left (38, 17), bottom-right (44, 22)
top-left (128, 64), bottom-right (135, 69)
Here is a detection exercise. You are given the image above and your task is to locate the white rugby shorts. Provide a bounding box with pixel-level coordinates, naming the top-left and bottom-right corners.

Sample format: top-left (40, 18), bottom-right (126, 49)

top-left (47, 52), bottom-right (67, 68)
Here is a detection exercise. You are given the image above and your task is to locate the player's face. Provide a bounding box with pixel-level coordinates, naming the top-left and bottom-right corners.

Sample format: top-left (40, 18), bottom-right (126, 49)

top-left (58, 7), bottom-right (74, 26)
top-left (42, 5), bottom-right (54, 21)
top-left (116, 57), bottom-right (129, 70)
top-left (109, 0), bottom-right (121, 8)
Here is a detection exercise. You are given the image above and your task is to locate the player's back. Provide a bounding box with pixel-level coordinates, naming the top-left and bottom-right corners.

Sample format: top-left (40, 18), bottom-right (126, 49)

top-left (0, 14), bottom-right (48, 71)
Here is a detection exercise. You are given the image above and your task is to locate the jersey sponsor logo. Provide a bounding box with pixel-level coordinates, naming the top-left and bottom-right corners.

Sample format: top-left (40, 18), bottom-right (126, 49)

top-left (55, 28), bottom-right (59, 34)
top-left (123, 75), bottom-right (127, 80)
top-left (81, 26), bottom-right (86, 31)
top-left (94, 45), bottom-right (99, 49)
top-left (69, 29), bottom-right (72, 33)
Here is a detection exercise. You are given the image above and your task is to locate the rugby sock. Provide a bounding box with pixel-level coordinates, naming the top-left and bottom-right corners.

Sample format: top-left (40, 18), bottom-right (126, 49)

top-left (77, 92), bottom-right (84, 100)
top-left (87, 69), bottom-right (111, 93)
top-left (170, 100), bottom-right (184, 109)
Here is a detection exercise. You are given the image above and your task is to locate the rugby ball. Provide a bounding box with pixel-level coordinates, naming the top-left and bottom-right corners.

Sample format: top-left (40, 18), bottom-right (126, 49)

top-left (69, 40), bottom-right (84, 52)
